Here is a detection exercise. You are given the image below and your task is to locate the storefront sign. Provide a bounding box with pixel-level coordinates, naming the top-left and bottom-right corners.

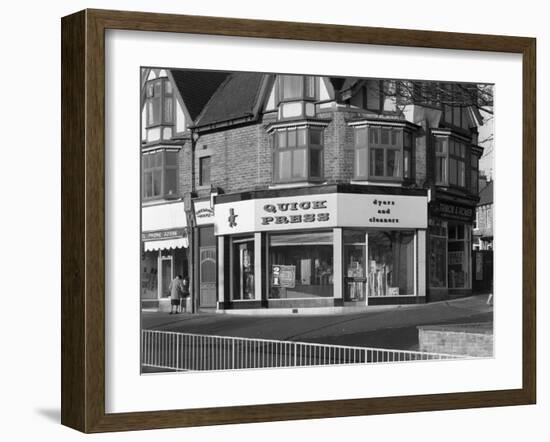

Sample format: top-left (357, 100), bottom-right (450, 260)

top-left (193, 199), bottom-right (215, 226)
top-left (430, 201), bottom-right (475, 222)
top-left (272, 265), bottom-right (296, 288)
top-left (215, 192), bottom-right (427, 235)
top-left (142, 228), bottom-right (186, 240)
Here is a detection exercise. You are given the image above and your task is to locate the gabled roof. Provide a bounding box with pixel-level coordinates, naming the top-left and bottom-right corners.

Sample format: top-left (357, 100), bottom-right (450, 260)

top-left (478, 180), bottom-right (493, 205)
top-left (170, 69), bottom-right (229, 121)
top-left (194, 72), bottom-right (267, 128)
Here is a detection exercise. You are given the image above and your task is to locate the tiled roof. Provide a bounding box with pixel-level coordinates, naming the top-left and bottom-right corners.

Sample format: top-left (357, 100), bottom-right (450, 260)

top-left (170, 69), bottom-right (230, 121)
top-left (478, 180), bottom-right (493, 205)
top-left (195, 72), bottom-right (266, 128)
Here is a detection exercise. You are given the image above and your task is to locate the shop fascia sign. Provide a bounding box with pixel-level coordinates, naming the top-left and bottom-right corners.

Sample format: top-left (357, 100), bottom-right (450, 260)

top-left (214, 193), bottom-right (428, 235)
top-left (430, 201), bottom-right (475, 222)
top-left (142, 228), bottom-right (186, 240)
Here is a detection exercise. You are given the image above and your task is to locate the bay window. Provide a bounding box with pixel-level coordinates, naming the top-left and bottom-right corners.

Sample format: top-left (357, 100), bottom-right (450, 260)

top-left (273, 126), bottom-right (324, 183)
top-left (471, 153), bottom-right (479, 193)
top-left (142, 150), bottom-right (179, 199)
top-left (434, 135), bottom-right (470, 190)
top-left (354, 125), bottom-right (414, 181)
top-left (278, 75), bottom-right (317, 102)
top-left (145, 78), bottom-right (174, 128)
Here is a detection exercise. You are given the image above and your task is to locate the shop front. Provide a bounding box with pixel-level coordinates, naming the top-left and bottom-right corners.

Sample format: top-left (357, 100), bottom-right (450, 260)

top-left (141, 201), bottom-right (188, 311)
top-left (428, 199), bottom-right (476, 301)
top-left (214, 185), bottom-right (428, 313)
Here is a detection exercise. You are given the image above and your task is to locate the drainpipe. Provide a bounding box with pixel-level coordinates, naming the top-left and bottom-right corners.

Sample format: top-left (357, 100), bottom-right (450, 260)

top-left (186, 127), bottom-right (198, 313)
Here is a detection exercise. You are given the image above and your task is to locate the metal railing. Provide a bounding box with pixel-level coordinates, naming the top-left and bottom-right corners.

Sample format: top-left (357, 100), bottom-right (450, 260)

top-left (141, 329), bottom-right (461, 372)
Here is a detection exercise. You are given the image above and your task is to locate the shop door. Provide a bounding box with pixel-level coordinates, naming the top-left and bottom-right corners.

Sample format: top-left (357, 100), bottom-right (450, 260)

top-left (199, 246), bottom-right (217, 309)
top-left (160, 256), bottom-right (173, 298)
top-left (343, 232), bottom-right (367, 305)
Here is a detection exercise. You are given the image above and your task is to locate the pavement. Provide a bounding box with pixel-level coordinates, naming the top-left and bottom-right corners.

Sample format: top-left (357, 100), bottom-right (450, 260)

top-left (141, 295), bottom-right (493, 351)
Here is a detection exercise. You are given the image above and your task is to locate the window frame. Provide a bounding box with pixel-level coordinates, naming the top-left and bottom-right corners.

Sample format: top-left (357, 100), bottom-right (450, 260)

top-left (434, 133), bottom-right (473, 192)
top-left (272, 126), bottom-right (324, 184)
top-left (144, 77), bottom-right (175, 129)
top-left (142, 149), bottom-right (179, 200)
top-left (198, 155), bottom-right (212, 187)
top-left (353, 124), bottom-right (413, 182)
top-left (277, 75), bottom-right (318, 103)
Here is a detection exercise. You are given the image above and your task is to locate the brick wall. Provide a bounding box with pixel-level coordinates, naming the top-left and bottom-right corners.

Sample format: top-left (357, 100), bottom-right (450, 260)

top-left (418, 323), bottom-right (493, 357)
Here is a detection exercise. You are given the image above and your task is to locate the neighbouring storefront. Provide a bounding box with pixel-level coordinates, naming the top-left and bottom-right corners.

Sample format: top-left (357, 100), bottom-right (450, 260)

top-left (428, 197), bottom-right (476, 301)
top-left (214, 185), bottom-right (428, 312)
top-left (141, 201), bottom-right (188, 311)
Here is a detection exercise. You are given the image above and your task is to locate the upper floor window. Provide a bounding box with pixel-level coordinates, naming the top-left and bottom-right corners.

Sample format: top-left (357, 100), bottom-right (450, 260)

top-left (273, 126), bottom-right (323, 183)
top-left (354, 126), bottom-right (414, 182)
top-left (145, 78), bottom-right (174, 128)
top-left (142, 150), bottom-right (178, 200)
top-left (435, 135), bottom-right (476, 191)
top-left (199, 156), bottom-right (211, 187)
top-left (278, 75), bottom-right (317, 102)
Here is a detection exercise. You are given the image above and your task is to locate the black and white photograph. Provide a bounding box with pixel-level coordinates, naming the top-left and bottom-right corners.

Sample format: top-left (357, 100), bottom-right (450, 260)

top-left (140, 68), bottom-right (495, 373)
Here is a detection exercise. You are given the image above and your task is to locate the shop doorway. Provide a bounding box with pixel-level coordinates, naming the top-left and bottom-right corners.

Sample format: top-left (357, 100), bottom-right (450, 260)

top-left (343, 231), bottom-right (367, 305)
top-left (160, 255), bottom-right (173, 298)
top-left (199, 246), bottom-right (217, 309)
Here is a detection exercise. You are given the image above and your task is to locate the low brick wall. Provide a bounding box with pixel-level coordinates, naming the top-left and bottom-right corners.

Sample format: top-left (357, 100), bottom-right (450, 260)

top-left (417, 322), bottom-right (493, 357)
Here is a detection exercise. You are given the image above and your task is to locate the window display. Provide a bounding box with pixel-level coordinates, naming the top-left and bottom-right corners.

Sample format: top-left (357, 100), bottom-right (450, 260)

top-left (232, 238), bottom-right (255, 300)
top-left (429, 222), bottom-right (447, 288)
top-left (268, 231), bottom-right (333, 298)
top-left (448, 223), bottom-right (471, 288)
top-left (368, 231), bottom-right (414, 297)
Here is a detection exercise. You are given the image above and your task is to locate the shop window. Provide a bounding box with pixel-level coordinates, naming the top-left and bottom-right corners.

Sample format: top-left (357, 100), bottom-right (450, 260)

top-left (367, 231), bottom-right (414, 297)
top-left (268, 231), bottom-right (333, 299)
top-left (273, 126), bottom-right (323, 183)
top-left (142, 150), bottom-right (179, 199)
top-left (145, 78), bottom-right (174, 128)
top-left (354, 126), bottom-right (413, 181)
top-left (199, 156), bottom-right (211, 187)
top-left (231, 238), bottom-right (255, 300)
top-left (429, 222), bottom-right (447, 288)
top-left (448, 223), bottom-right (471, 289)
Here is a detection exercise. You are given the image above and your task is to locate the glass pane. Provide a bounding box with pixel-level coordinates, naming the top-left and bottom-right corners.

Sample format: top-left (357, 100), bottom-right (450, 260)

top-left (369, 127), bottom-right (378, 145)
top-left (269, 232), bottom-right (333, 299)
top-left (305, 76), bottom-right (315, 98)
top-left (164, 168), bottom-right (177, 197)
top-left (281, 75), bottom-right (303, 100)
top-left (355, 147), bottom-right (368, 178)
top-left (143, 171), bottom-right (152, 197)
top-left (436, 157), bottom-right (447, 184)
top-left (278, 151), bottom-right (292, 181)
top-left (309, 128), bottom-right (322, 146)
top-left (287, 129), bottom-right (297, 147)
top-left (471, 169), bottom-right (478, 192)
top-left (233, 241), bottom-right (255, 300)
top-left (453, 106), bottom-right (461, 127)
top-left (163, 97), bottom-right (173, 123)
top-left (355, 127), bottom-right (367, 147)
top-left (165, 151), bottom-right (178, 167)
top-left (368, 231), bottom-right (414, 296)
top-left (146, 83), bottom-right (154, 97)
top-left (386, 149), bottom-right (401, 177)
top-left (391, 129), bottom-right (398, 146)
top-left (429, 236), bottom-right (447, 287)
top-left (404, 132), bottom-right (412, 149)
top-left (277, 131), bottom-right (286, 148)
top-left (449, 158), bottom-right (458, 185)
top-left (153, 152), bottom-right (162, 167)
top-left (164, 80), bottom-right (172, 94)
top-left (154, 81), bottom-right (162, 96)
top-left (459, 161), bottom-right (465, 187)
top-left (310, 148), bottom-right (322, 178)
top-left (404, 150), bottom-right (410, 178)
top-left (292, 148), bottom-right (307, 179)
top-left (381, 128), bottom-right (390, 145)
top-left (152, 170), bottom-right (162, 196)
top-left (370, 148), bottom-right (384, 177)
top-left (297, 128), bottom-right (307, 146)
top-left (435, 137), bottom-right (447, 154)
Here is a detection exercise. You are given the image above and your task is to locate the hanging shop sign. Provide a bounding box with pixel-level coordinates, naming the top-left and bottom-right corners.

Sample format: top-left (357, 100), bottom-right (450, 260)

top-left (272, 265), bottom-right (296, 288)
top-left (193, 199), bottom-right (215, 226)
top-left (215, 192), bottom-right (428, 235)
top-left (430, 201), bottom-right (475, 222)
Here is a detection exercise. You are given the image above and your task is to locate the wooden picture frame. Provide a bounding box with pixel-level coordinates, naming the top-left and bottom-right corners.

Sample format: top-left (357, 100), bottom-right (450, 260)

top-left (61, 9), bottom-right (536, 433)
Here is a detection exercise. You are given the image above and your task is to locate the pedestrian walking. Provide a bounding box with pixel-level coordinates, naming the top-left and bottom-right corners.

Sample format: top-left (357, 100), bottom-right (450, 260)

top-left (179, 277), bottom-right (190, 313)
top-left (168, 275), bottom-right (184, 314)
